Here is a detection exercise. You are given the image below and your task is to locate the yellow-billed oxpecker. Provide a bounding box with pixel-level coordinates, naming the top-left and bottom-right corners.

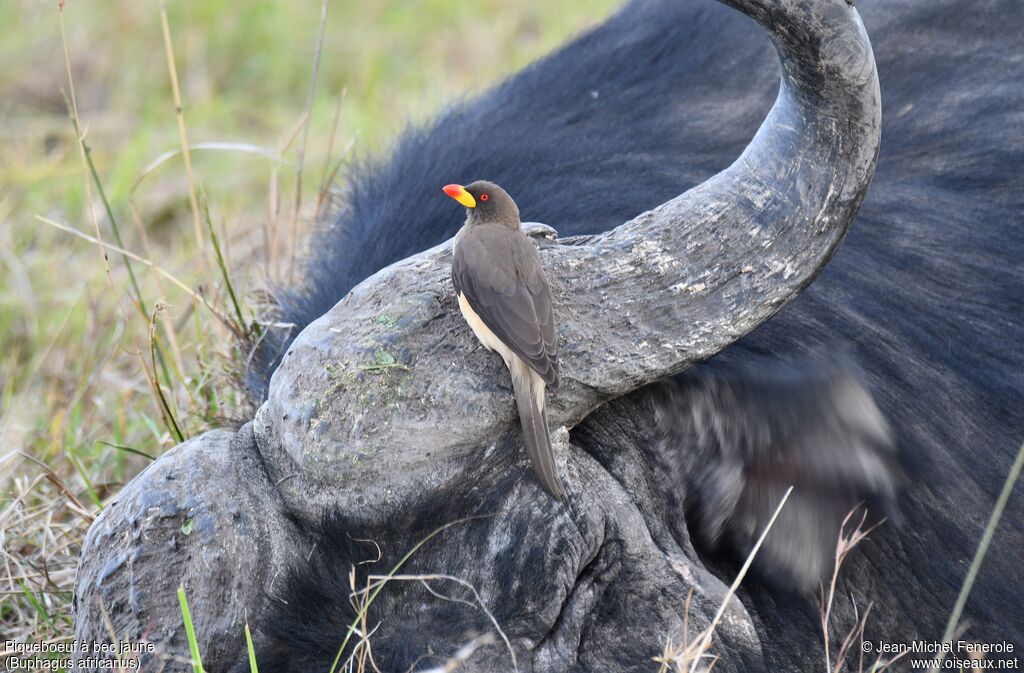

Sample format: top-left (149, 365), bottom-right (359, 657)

top-left (443, 181), bottom-right (565, 501)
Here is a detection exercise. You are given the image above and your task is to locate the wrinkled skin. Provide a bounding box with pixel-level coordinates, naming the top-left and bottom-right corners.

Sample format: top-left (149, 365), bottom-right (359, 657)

top-left (73, 0), bottom-right (1023, 671)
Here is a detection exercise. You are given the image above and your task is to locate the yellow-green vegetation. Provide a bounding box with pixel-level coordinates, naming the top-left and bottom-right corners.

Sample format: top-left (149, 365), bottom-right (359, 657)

top-left (0, 0), bottom-right (616, 649)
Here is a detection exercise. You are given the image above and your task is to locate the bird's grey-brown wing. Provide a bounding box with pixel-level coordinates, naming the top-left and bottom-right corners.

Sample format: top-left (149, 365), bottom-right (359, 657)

top-left (453, 229), bottom-right (559, 389)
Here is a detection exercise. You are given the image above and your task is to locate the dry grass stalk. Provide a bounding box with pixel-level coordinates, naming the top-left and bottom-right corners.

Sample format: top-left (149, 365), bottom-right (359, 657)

top-left (158, 0), bottom-right (206, 265)
top-left (288, 0), bottom-right (332, 283)
top-left (817, 507), bottom-right (907, 673)
top-left (655, 486), bottom-right (794, 673)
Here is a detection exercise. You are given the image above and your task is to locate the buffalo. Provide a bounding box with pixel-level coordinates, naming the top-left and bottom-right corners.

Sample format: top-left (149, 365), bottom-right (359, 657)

top-left (73, 0), bottom-right (1023, 671)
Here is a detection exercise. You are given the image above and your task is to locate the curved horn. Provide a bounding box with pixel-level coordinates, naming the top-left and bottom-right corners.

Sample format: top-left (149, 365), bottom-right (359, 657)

top-left (256, 0), bottom-right (880, 516)
top-left (549, 0), bottom-right (880, 418)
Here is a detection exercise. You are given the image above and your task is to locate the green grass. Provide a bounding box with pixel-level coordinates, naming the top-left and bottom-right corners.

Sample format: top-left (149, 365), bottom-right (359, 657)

top-left (178, 586), bottom-right (206, 673)
top-left (0, 0), bottom-right (616, 649)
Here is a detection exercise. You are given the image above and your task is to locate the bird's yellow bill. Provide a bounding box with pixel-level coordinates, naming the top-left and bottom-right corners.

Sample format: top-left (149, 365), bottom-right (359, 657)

top-left (443, 183), bottom-right (476, 208)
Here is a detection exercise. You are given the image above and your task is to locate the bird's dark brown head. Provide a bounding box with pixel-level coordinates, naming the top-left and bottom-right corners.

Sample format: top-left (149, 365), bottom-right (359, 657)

top-left (442, 180), bottom-right (520, 227)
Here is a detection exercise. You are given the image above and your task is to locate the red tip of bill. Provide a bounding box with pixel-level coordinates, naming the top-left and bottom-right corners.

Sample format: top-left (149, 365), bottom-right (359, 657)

top-left (442, 183), bottom-right (476, 208)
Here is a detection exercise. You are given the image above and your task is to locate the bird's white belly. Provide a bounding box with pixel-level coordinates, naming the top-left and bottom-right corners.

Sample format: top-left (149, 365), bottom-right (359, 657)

top-left (458, 292), bottom-right (546, 411)
top-left (458, 292), bottom-right (514, 365)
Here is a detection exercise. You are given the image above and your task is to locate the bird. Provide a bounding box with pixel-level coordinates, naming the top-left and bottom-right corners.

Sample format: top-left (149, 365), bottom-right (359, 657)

top-left (443, 180), bottom-right (566, 500)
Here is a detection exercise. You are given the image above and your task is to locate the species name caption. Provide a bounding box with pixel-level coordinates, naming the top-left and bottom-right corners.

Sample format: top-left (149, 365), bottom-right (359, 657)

top-left (5, 640), bottom-right (153, 670)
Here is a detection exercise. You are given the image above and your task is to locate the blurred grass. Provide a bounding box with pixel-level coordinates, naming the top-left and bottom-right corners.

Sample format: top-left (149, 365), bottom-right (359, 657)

top-left (0, 0), bottom-right (616, 648)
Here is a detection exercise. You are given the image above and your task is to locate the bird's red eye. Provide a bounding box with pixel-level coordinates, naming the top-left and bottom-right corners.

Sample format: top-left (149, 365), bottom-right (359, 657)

top-left (480, 193), bottom-right (489, 201)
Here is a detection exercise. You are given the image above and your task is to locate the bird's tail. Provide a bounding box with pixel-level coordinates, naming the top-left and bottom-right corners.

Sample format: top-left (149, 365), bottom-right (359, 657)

top-left (510, 359), bottom-right (566, 501)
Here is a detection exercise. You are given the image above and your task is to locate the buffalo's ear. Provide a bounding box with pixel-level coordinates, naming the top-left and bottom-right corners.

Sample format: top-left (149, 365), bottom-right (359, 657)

top-left (663, 358), bottom-right (900, 593)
